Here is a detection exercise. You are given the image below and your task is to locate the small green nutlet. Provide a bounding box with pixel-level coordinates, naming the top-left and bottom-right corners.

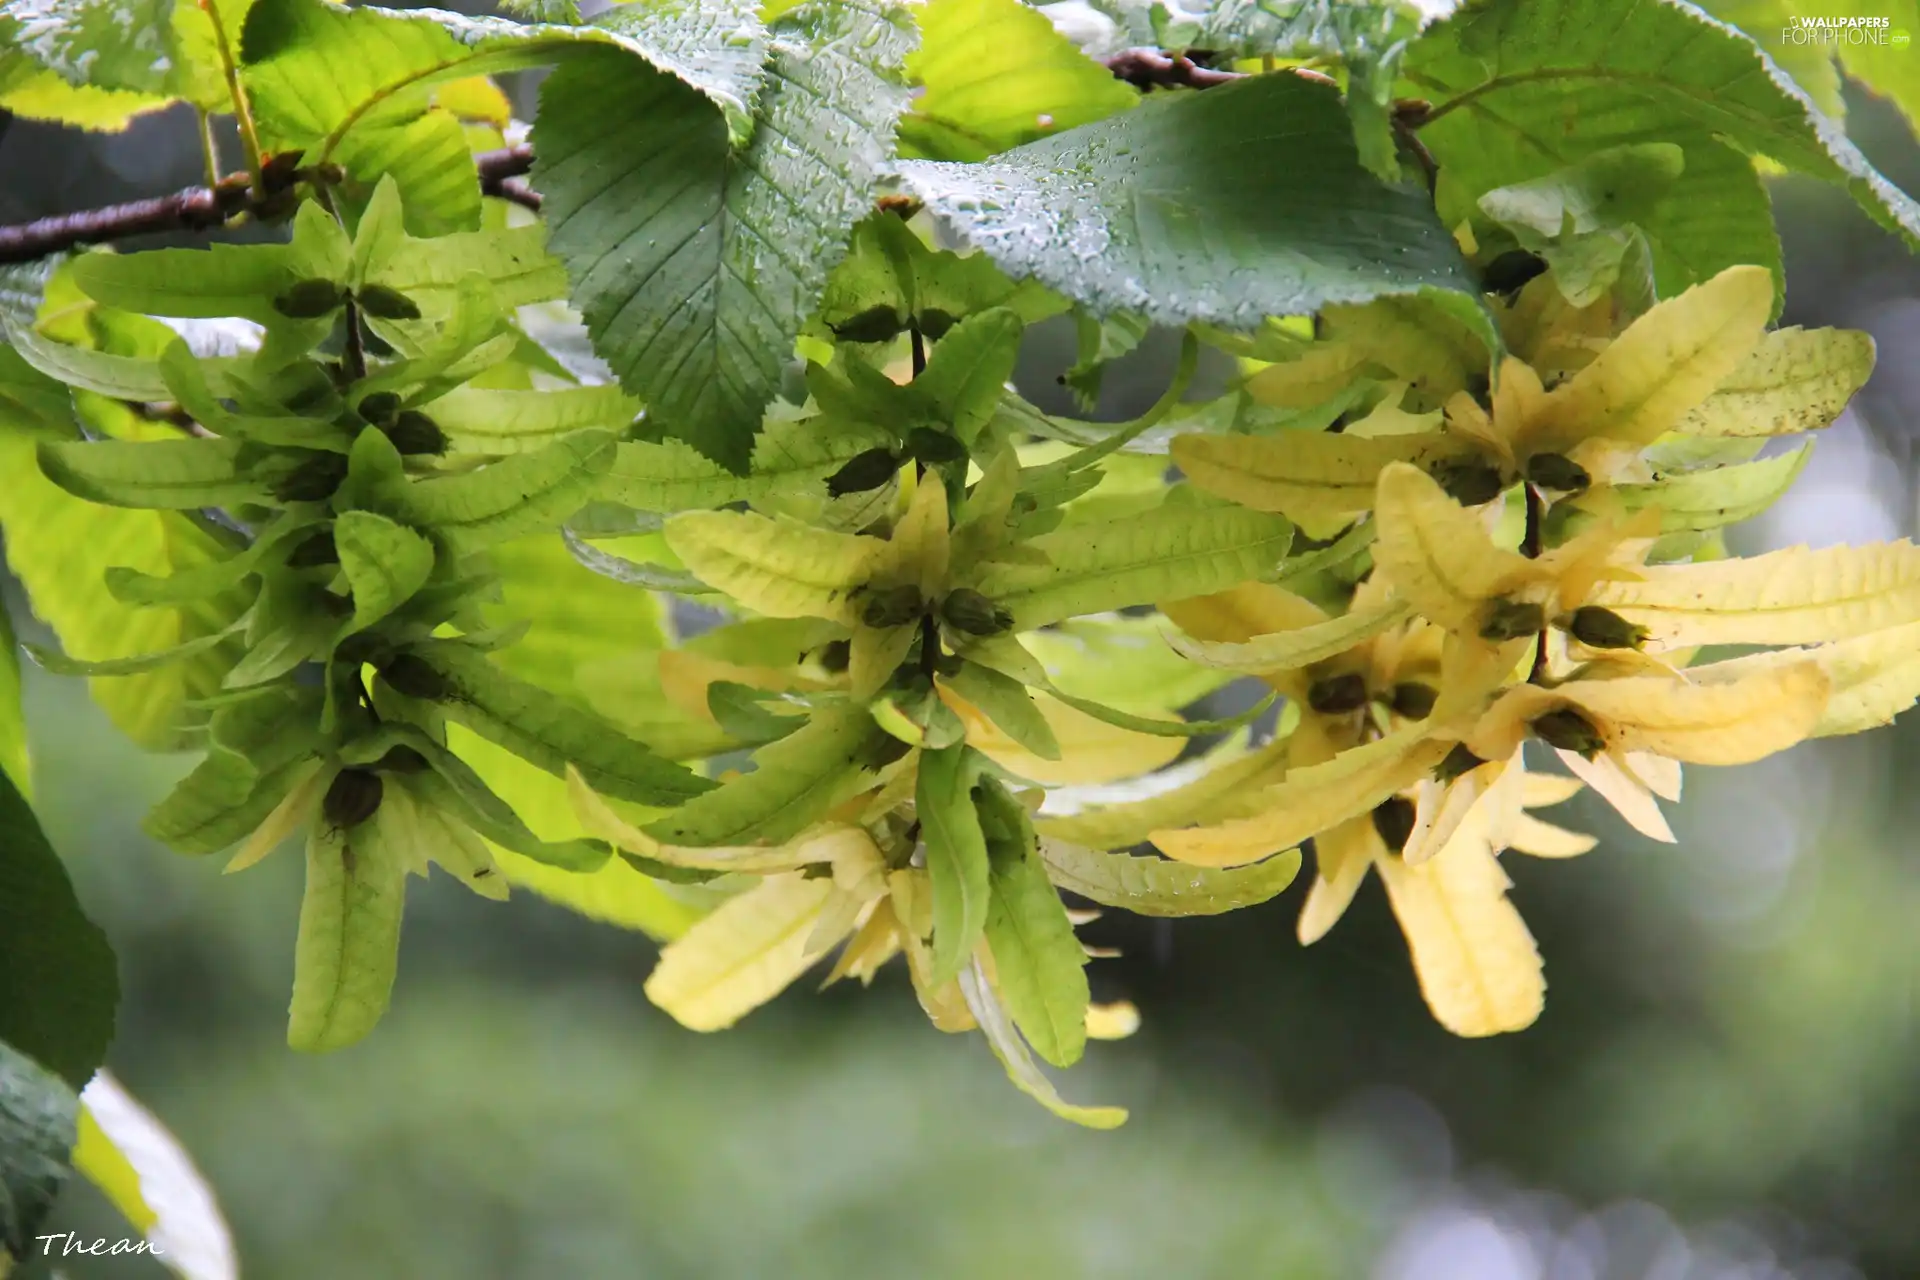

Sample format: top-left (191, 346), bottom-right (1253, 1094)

top-left (816, 639), bottom-right (851, 673)
top-left (861, 584), bottom-right (925, 629)
top-left (829, 305), bottom-right (907, 344)
top-left (272, 452), bottom-right (350, 504)
top-left (1566, 605), bottom-right (1649, 651)
top-left (322, 767), bottom-right (384, 830)
top-left (379, 653), bottom-right (451, 702)
top-left (272, 278), bottom-right (346, 319)
top-left (905, 427), bottom-right (968, 467)
top-left (1307, 671), bottom-right (1369, 715)
top-left (940, 588), bottom-right (1013, 637)
top-left (1524, 452), bottom-right (1592, 494)
top-left (374, 746), bottom-right (430, 774)
top-left (1434, 742), bottom-right (1486, 783)
top-left (1479, 597), bottom-right (1545, 642)
top-left (1480, 248), bottom-right (1548, 298)
top-left (286, 530), bottom-right (339, 568)
top-left (826, 447), bottom-right (901, 498)
top-left (384, 410), bottom-right (449, 457)
top-left (356, 391), bottom-right (402, 426)
top-left (917, 308), bottom-right (959, 341)
top-left (355, 283), bottom-right (421, 321)
top-left (1530, 707), bottom-right (1606, 759)
top-left (1390, 681), bottom-right (1439, 721)
top-left (1372, 795), bottom-right (1416, 852)
top-left (1432, 459), bottom-right (1507, 507)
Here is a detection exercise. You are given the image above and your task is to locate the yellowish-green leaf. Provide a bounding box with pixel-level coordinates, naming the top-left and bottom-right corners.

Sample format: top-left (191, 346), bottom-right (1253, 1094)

top-left (1373, 461), bottom-right (1530, 633)
top-left (1171, 430), bottom-right (1469, 526)
top-left (288, 823), bottom-right (406, 1053)
top-left (333, 510), bottom-right (434, 638)
top-left (665, 510), bottom-right (885, 624)
top-left (957, 956), bottom-right (1126, 1129)
top-left (917, 744), bottom-right (992, 987)
top-left (643, 873), bottom-right (838, 1031)
top-left (1596, 444), bottom-right (1809, 533)
top-left (985, 838), bottom-right (1089, 1069)
top-left (1039, 839), bottom-right (1302, 916)
top-left (1674, 325), bottom-right (1875, 438)
top-left (1037, 734), bottom-right (1292, 849)
top-left (1169, 596), bottom-right (1412, 674)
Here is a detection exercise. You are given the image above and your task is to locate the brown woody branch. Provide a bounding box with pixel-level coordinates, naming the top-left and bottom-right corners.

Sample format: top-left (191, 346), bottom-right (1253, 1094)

top-left (0, 145), bottom-right (534, 265)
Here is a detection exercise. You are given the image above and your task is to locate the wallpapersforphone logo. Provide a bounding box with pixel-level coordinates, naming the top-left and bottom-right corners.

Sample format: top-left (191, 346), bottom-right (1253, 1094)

top-left (1781, 14), bottom-right (1911, 46)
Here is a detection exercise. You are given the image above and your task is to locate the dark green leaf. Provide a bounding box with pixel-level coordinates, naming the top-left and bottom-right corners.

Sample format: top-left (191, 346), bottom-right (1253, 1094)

top-left (0, 1038), bottom-right (79, 1260)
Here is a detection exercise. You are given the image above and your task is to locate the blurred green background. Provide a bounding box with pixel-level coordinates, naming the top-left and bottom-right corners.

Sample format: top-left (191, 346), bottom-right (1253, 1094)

top-left (8, 43), bottom-right (1920, 1280)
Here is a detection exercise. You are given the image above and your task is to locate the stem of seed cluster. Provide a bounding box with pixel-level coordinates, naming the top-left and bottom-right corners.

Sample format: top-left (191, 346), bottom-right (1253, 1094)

top-left (196, 109), bottom-right (221, 189)
top-left (1522, 482), bottom-right (1550, 685)
top-left (205, 2), bottom-right (267, 194)
top-left (909, 322), bottom-right (927, 378)
top-left (918, 612), bottom-right (940, 681)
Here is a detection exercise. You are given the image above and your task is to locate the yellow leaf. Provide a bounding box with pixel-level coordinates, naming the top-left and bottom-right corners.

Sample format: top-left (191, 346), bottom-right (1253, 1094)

top-left (224, 761), bottom-right (325, 875)
top-left (664, 510), bottom-right (884, 624)
top-left (1556, 748), bottom-right (1674, 842)
top-left (1520, 773), bottom-right (1584, 808)
top-left (1297, 815), bottom-right (1375, 944)
top-left (1688, 622), bottom-right (1920, 739)
top-left (1376, 831), bottom-right (1545, 1038)
top-left (433, 75), bottom-right (512, 126)
top-left (962, 691), bottom-right (1182, 785)
top-left (1586, 540), bottom-right (1920, 648)
top-left (1674, 326), bottom-right (1875, 438)
top-left (849, 622), bottom-right (918, 699)
top-left (1172, 430), bottom-right (1469, 527)
top-left (1152, 728), bottom-right (1447, 868)
top-left (887, 471), bottom-right (951, 593)
top-left (1168, 596), bottom-right (1412, 676)
top-left (1035, 734), bottom-right (1292, 850)
top-left (644, 873), bottom-right (839, 1031)
top-left (1085, 1000), bottom-right (1142, 1040)
top-left (1526, 265), bottom-right (1773, 453)
top-left (1508, 814), bottom-right (1598, 858)
top-left (1243, 340), bottom-right (1370, 407)
top-left (1557, 665), bottom-right (1829, 765)
top-left (1373, 462), bottom-right (1532, 633)
top-left (822, 896), bottom-right (904, 987)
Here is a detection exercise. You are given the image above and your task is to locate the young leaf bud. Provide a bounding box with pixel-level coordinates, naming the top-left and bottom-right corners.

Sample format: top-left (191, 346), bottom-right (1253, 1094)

top-left (1530, 707), bottom-right (1606, 759)
top-left (1372, 795), bottom-right (1416, 852)
top-left (1480, 249), bottom-right (1548, 298)
top-left (383, 410), bottom-right (449, 457)
top-left (355, 283), bottom-right (421, 320)
top-left (1306, 671), bottom-right (1369, 714)
top-left (1390, 681), bottom-right (1439, 720)
top-left (940, 588), bottom-right (1013, 637)
top-left (356, 391), bottom-right (402, 426)
top-left (379, 654), bottom-right (450, 701)
top-left (272, 278), bottom-right (346, 319)
top-left (1434, 742), bottom-right (1486, 783)
top-left (826, 447), bottom-right (901, 497)
top-left (861, 584), bottom-right (925, 629)
top-left (905, 427), bottom-right (967, 467)
top-left (1479, 597), bottom-right (1545, 641)
top-left (1431, 459), bottom-right (1506, 507)
top-left (829, 305), bottom-right (908, 344)
top-left (272, 452), bottom-right (350, 503)
top-left (917, 308), bottom-right (959, 341)
top-left (286, 530), bottom-right (339, 568)
top-left (1565, 605), bottom-right (1649, 650)
top-left (322, 768), bottom-right (384, 830)
top-left (1524, 452), bottom-right (1591, 493)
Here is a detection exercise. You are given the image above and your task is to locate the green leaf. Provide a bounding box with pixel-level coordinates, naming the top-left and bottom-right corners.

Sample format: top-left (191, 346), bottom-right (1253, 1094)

top-left (534, 1), bottom-right (916, 469)
top-left (410, 642), bottom-right (715, 807)
top-left (479, 530), bottom-right (669, 693)
top-left (1044, 684), bottom-right (1279, 738)
top-left (425, 385), bottom-right (640, 456)
top-left (1039, 838), bottom-right (1302, 916)
top-left (0, 1039), bottom-right (80, 1260)
top-left (1035, 734), bottom-right (1292, 850)
top-left (24, 624), bottom-right (238, 677)
top-left (914, 308), bottom-right (1025, 446)
top-left (0, 51), bottom-right (172, 131)
top-left (1674, 326), bottom-right (1877, 437)
top-left (1405, 0), bottom-right (1920, 301)
top-left (901, 0), bottom-right (1136, 160)
top-left (1023, 616), bottom-right (1233, 710)
top-left (645, 703), bottom-right (892, 847)
top-left (333, 510), bottom-right (436, 636)
top-left (941, 660), bottom-right (1061, 760)
top-left (394, 746), bottom-right (608, 873)
top-left (0, 437), bottom-right (250, 750)
top-left (1594, 444), bottom-right (1811, 533)
top-left (0, 342), bottom-right (72, 432)
top-left (36, 436), bottom-right (269, 510)
top-left (601, 415), bottom-right (895, 511)
top-left (69, 242), bottom-right (311, 328)
top-left (1477, 143), bottom-right (1689, 239)
top-left (972, 500), bottom-right (1294, 630)
top-left (0, 0), bottom-right (177, 96)
top-left (818, 212), bottom-right (1067, 339)
top-left (983, 795), bottom-right (1088, 1068)
top-left (0, 770), bottom-right (118, 1089)
top-left (142, 688), bottom-right (323, 854)
top-left (894, 72), bottom-right (1491, 340)
top-left (346, 428), bottom-right (616, 555)
top-left (288, 823), bottom-right (406, 1053)
top-left (373, 224), bottom-right (570, 314)
top-left (956, 955), bottom-right (1126, 1129)
top-left (916, 743), bottom-right (992, 986)
top-left (0, 601), bottom-right (24, 794)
